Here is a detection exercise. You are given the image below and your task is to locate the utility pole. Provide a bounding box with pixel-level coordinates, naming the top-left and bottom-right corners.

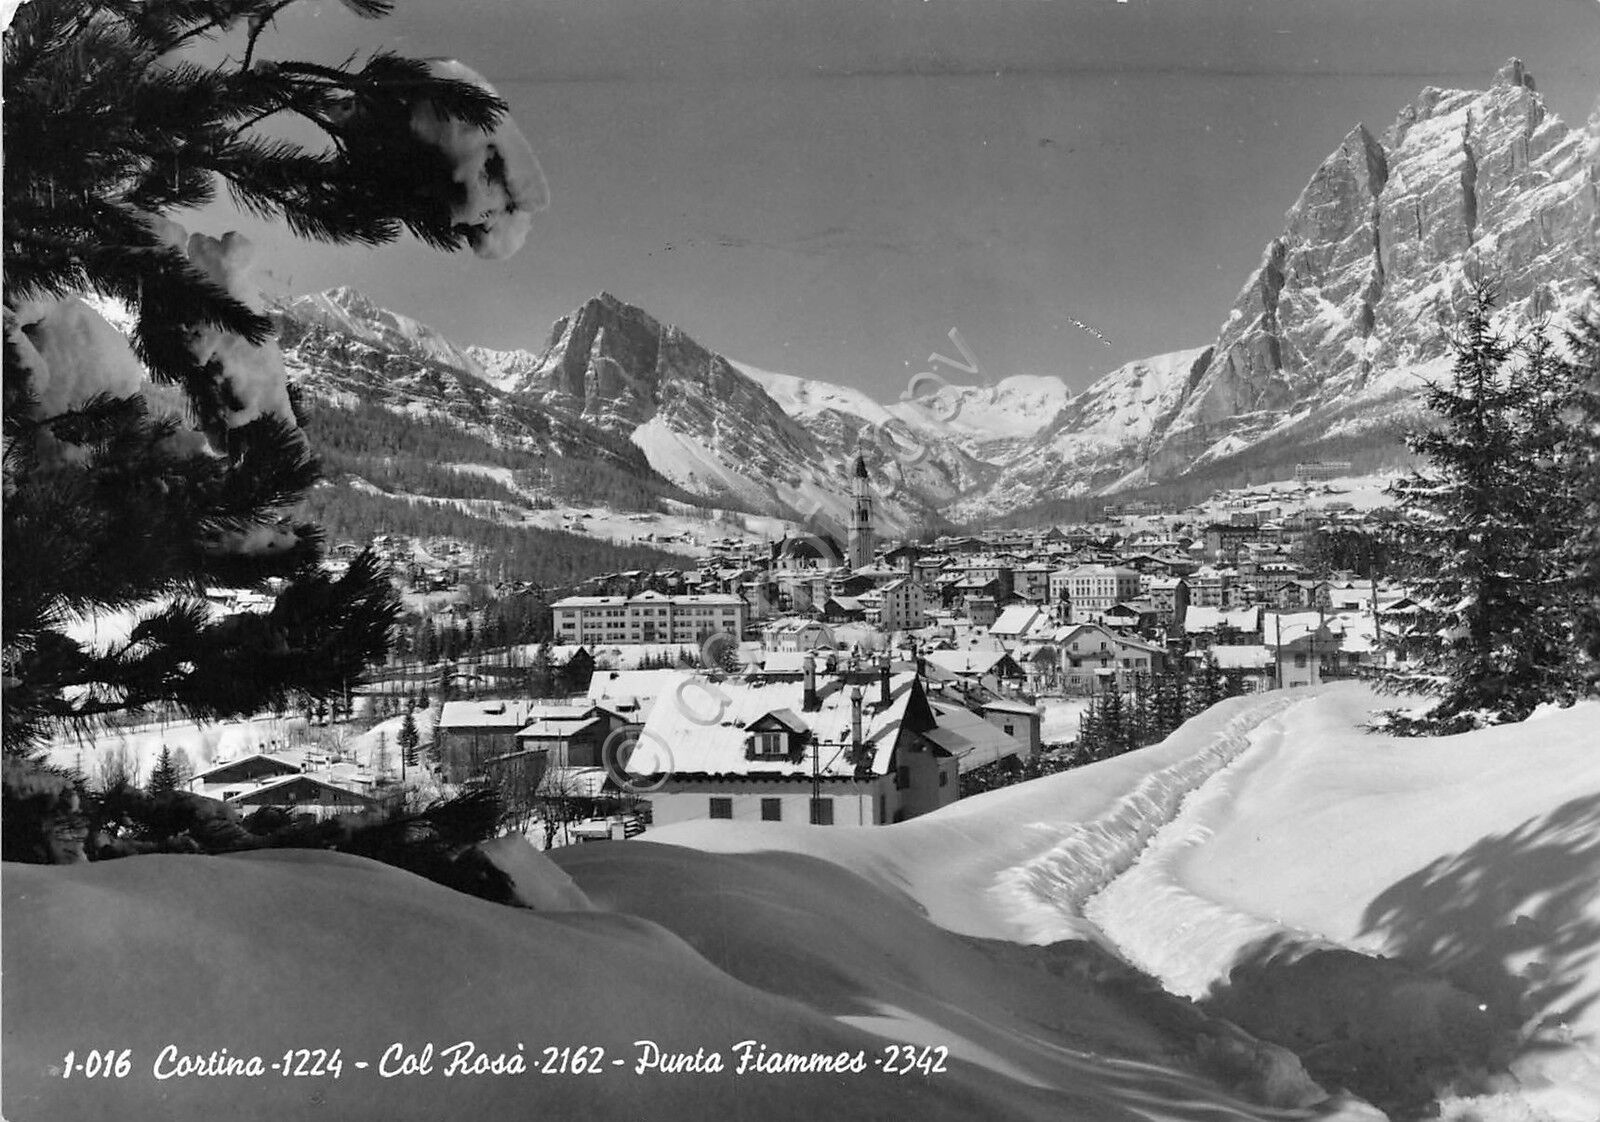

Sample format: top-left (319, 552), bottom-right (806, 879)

top-left (811, 733), bottom-right (821, 823)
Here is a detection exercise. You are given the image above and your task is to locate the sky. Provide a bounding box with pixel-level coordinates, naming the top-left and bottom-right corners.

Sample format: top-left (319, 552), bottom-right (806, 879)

top-left (183, 0), bottom-right (1600, 401)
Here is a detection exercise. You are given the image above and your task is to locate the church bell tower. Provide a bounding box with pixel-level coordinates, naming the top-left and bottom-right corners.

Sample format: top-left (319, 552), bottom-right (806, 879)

top-left (848, 453), bottom-right (874, 570)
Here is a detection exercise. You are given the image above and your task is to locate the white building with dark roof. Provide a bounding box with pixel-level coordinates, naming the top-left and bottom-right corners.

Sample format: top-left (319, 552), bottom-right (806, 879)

top-left (629, 659), bottom-right (959, 827)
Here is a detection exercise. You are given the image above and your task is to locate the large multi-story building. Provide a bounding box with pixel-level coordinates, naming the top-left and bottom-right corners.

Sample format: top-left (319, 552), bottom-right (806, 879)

top-left (1063, 564), bottom-right (1142, 624)
top-left (550, 590), bottom-right (747, 646)
top-left (865, 576), bottom-right (927, 632)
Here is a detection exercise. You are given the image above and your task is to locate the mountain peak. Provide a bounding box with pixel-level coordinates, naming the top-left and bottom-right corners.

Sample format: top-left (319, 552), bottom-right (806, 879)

top-left (1492, 57), bottom-right (1535, 92)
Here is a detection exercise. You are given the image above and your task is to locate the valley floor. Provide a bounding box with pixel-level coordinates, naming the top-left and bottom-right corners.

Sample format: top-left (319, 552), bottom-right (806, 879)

top-left (6, 685), bottom-right (1598, 1121)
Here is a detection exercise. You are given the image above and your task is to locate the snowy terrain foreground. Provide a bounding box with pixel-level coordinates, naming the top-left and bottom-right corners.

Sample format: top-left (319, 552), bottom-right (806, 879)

top-left (5, 685), bottom-right (1598, 1121)
top-left (652, 684), bottom-right (1600, 1120)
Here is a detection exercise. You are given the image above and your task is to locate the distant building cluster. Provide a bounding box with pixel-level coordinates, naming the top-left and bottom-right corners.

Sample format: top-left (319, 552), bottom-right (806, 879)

top-left (316, 457), bottom-right (1418, 842)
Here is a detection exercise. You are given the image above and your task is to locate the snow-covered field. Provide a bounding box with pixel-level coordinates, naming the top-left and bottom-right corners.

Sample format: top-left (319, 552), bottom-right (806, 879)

top-left (8, 684), bottom-right (1599, 1121)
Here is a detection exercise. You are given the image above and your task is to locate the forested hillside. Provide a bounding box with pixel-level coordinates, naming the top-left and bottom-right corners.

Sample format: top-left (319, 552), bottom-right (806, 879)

top-left (298, 483), bottom-right (691, 587)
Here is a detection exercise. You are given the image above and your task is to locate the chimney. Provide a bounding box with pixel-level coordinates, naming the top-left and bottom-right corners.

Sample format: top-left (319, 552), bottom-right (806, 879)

top-left (879, 652), bottom-right (891, 707)
top-left (850, 686), bottom-right (863, 752)
top-left (802, 651), bottom-right (819, 711)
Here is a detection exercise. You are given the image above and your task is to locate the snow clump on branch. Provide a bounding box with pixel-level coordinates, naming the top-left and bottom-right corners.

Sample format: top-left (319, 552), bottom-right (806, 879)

top-left (410, 59), bottom-right (549, 261)
top-left (147, 217), bottom-right (296, 431)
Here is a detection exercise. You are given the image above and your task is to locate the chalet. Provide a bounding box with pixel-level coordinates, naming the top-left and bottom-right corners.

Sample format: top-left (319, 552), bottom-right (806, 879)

top-left (225, 774), bottom-right (381, 821)
top-left (188, 754), bottom-right (301, 802)
top-left (630, 661), bottom-right (959, 826)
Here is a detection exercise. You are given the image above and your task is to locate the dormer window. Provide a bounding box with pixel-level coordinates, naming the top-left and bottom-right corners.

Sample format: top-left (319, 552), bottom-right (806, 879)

top-left (749, 731), bottom-right (789, 758)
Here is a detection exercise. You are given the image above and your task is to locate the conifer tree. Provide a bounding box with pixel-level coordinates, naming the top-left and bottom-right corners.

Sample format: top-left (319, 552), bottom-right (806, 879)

top-left (1097, 683), bottom-right (1128, 760)
top-left (1379, 287), bottom-right (1576, 731)
top-left (1152, 667), bottom-right (1188, 740)
top-left (147, 745), bottom-right (181, 796)
top-left (397, 707), bottom-right (420, 769)
top-left (3, 0), bottom-right (541, 753)
top-left (1554, 294), bottom-right (1600, 685)
top-left (1074, 694), bottom-right (1103, 760)
top-left (1194, 652), bottom-right (1225, 714)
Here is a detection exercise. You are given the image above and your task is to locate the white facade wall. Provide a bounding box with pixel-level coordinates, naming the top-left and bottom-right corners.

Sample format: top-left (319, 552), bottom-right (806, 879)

top-left (552, 594), bottom-right (747, 647)
top-left (643, 778), bottom-right (897, 828)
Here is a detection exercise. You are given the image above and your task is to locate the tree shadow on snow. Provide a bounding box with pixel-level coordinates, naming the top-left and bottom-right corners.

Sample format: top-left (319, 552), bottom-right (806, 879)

top-left (1358, 790), bottom-right (1600, 1054)
top-left (1202, 792), bottom-right (1600, 1119)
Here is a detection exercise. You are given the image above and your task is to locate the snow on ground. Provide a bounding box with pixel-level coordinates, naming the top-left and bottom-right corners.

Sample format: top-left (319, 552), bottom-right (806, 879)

top-left (1040, 696), bottom-right (1092, 744)
top-left (12, 680), bottom-right (1600, 1120)
top-left (514, 504), bottom-right (763, 557)
top-left (1092, 685), bottom-right (1600, 1121)
top-left (652, 684), bottom-right (1600, 1120)
top-left (42, 713), bottom-right (312, 787)
top-left (6, 831), bottom-right (1351, 1120)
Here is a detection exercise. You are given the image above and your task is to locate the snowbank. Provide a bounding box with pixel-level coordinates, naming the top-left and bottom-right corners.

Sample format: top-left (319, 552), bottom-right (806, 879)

top-left (4, 847), bottom-right (1338, 1121)
top-left (649, 691), bottom-right (1298, 943)
top-left (1120, 684), bottom-right (1600, 1121)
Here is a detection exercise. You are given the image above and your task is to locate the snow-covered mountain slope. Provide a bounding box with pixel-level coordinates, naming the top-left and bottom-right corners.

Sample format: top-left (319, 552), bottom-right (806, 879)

top-left (510, 292), bottom-right (956, 533)
top-left (961, 60), bottom-right (1600, 513)
top-left (889, 373), bottom-right (1072, 450)
top-left (283, 287), bottom-right (495, 384)
top-left (742, 364), bottom-right (1068, 470)
top-left (273, 58), bottom-right (1599, 534)
top-left (947, 348), bottom-right (1209, 520)
top-left (1146, 60), bottom-right (1600, 479)
top-left (271, 292), bottom-right (699, 517)
top-left (461, 343), bottom-right (542, 393)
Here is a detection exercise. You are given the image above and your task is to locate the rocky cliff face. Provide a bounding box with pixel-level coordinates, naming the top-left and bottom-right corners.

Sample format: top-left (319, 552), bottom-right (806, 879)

top-left (1139, 59), bottom-right (1600, 479)
top-left (959, 61), bottom-right (1599, 513)
top-left (513, 293), bottom-right (941, 532)
top-left (273, 292), bottom-right (664, 485)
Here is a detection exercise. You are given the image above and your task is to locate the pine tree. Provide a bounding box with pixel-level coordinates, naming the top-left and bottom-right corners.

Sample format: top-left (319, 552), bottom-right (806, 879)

top-left (1152, 667), bottom-right (1188, 740)
top-left (1098, 683), bottom-right (1128, 760)
top-left (1194, 652), bottom-right (1225, 714)
top-left (1074, 694), bottom-right (1103, 760)
top-left (1379, 286), bottom-right (1576, 732)
top-left (397, 707), bottom-right (420, 769)
top-left (3, 0), bottom-right (539, 754)
top-left (1554, 292), bottom-right (1600, 686)
top-left (147, 745), bottom-right (181, 796)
